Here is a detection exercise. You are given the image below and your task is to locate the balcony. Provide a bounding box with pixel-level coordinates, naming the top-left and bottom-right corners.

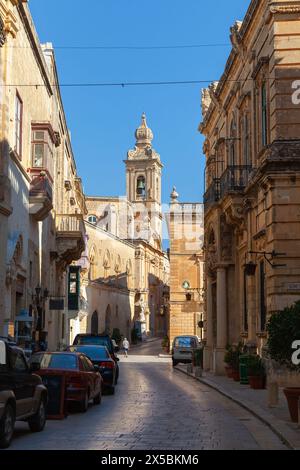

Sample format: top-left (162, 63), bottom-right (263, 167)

top-left (29, 172), bottom-right (53, 221)
top-left (56, 214), bottom-right (86, 267)
top-left (204, 179), bottom-right (220, 212)
top-left (220, 165), bottom-right (253, 199)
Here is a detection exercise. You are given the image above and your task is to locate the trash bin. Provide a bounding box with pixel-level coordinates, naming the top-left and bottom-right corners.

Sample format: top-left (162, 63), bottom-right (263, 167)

top-left (239, 354), bottom-right (251, 385)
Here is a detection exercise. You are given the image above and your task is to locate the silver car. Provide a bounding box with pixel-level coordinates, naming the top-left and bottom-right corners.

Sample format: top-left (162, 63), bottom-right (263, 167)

top-left (172, 335), bottom-right (202, 367)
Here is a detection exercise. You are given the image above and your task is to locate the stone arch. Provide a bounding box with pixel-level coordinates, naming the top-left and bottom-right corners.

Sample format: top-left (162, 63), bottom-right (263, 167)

top-left (13, 234), bottom-right (23, 265)
top-left (103, 249), bottom-right (111, 278)
top-left (89, 244), bottom-right (97, 280)
top-left (105, 305), bottom-right (112, 334)
top-left (91, 311), bottom-right (99, 335)
top-left (115, 254), bottom-right (121, 274)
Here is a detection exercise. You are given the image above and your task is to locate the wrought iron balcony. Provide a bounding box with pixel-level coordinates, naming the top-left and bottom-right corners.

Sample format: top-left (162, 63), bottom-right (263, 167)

top-left (29, 172), bottom-right (53, 221)
top-left (204, 179), bottom-right (220, 211)
top-left (56, 214), bottom-right (86, 267)
top-left (220, 165), bottom-right (252, 199)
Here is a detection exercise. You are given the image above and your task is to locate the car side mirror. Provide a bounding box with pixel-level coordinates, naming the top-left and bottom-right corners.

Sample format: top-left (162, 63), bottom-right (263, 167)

top-left (30, 363), bottom-right (41, 373)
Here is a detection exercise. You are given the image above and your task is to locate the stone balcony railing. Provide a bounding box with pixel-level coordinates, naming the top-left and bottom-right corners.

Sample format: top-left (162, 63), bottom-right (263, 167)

top-left (55, 214), bottom-right (86, 268)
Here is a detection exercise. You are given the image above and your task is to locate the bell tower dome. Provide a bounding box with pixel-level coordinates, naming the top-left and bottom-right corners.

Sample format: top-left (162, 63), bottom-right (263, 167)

top-left (125, 114), bottom-right (163, 249)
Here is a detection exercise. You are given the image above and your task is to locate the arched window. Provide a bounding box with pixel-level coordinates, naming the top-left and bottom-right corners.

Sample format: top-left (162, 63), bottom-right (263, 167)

top-left (229, 118), bottom-right (237, 167)
top-left (136, 176), bottom-right (146, 197)
top-left (88, 215), bottom-right (97, 225)
top-left (105, 305), bottom-right (112, 334)
top-left (261, 82), bottom-right (268, 147)
top-left (243, 114), bottom-right (251, 167)
top-left (91, 311), bottom-right (99, 335)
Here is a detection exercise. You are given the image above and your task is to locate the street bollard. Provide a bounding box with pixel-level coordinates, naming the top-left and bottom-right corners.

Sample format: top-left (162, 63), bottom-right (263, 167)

top-left (187, 363), bottom-right (193, 374)
top-left (195, 366), bottom-right (203, 378)
top-left (268, 382), bottom-right (279, 408)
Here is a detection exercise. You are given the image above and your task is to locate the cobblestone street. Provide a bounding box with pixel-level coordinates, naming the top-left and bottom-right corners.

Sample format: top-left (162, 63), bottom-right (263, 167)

top-left (8, 340), bottom-right (288, 451)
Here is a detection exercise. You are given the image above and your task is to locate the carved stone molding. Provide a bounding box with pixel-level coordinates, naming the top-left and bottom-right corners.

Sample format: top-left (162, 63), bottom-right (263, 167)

top-left (0, 16), bottom-right (6, 47)
top-left (270, 6), bottom-right (300, 15)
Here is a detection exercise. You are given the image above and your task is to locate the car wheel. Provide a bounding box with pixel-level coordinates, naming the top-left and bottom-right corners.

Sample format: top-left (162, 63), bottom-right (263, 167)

top-left (115, 367), bottom-right (119, 384)
top-left (79, 391), bottom-right (89, 413)
top-left (172, 359), bottom-right (178, 367)
top-left (0, 404), bottom-right (15, 449)
top-left (93, 390), bottom-right (102, 405)
top-left (28, 397), bottom-right (47, 433)
top-left (109, 385), bottom-right (115, 395)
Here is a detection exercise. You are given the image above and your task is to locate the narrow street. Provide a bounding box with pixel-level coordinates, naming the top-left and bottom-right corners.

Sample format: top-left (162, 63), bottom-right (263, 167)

top-left (9, 340), bottom-right (287, 451)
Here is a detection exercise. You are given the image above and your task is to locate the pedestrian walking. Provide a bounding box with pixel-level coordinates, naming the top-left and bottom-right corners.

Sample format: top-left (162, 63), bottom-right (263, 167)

top-left (123, 337), bottom-right (130, 357)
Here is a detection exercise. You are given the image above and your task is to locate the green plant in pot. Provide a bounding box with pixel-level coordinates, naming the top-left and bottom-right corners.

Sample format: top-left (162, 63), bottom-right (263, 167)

top-left (224, 345), bottom-right (234, 378)
top-left (193, 348), bottom-right (203, 368)
top-left (247, 355), bottom-right (266, 390)
top-left (161, 336), bottom-right (169, 352)
top-left (266, 301), bottom-right (300, 423)
top-left (224, 343), bottom-right (243, 381)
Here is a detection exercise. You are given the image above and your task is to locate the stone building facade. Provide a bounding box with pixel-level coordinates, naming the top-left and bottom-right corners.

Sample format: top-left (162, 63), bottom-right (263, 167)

top-left (82, 116), bottom-right (170, 340)
top-left (0, 0), bottom-right (86, 350)
top-left (200, 0), bottom-right (300, 374)
top-left (168, 188), bottom-right (204, 347)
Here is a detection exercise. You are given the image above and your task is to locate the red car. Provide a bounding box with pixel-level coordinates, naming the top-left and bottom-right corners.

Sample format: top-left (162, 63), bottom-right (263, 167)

top-left (30, 352), bottom-right (103, 412)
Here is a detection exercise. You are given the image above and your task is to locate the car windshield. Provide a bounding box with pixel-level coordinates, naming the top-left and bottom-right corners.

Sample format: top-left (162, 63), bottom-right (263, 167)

top-left (76, 336), bottom-right (112, 352)
top-left (32, 354), bottom-right (77, 370)
top-left (68, 346), bottom-right (110, 360)
top-left (174, 337), bottom-right (197, 348)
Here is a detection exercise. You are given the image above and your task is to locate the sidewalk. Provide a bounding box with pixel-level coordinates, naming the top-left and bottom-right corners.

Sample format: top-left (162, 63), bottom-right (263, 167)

top-left (176, 365), bottom-right (300, 450)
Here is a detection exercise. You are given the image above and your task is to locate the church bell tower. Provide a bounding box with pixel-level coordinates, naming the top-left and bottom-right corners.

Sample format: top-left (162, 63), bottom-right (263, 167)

top-left (125, 113), bottom-right (163, 249)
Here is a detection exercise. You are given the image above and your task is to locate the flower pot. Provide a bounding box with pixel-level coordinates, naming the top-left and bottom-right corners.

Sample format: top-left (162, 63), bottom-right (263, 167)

top-left (231, 369), bottom-right (240, 382)
top-left (283, 388), bottom-right (300, 423)
top-left (225, 365), bottom-right (233, 378)
top-left (249, 375), bottom-right (265, 390)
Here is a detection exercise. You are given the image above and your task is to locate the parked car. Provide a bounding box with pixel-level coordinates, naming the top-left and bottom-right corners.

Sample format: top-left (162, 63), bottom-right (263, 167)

top-left (67, 345), bottom-right (117, 394)
top-left (171, 335), bottom-right (203, 367)
top-left (73, 334), bottom-right (119, 383)
top-left (30, 352), bottom-right (102, 412)
top-left (0, 338), bottom-right (48, 449)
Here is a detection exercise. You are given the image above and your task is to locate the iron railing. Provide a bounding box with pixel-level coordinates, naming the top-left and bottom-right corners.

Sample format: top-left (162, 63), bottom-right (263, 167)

top-left (220, 165), bottom-right (252, 199)
top-left (204, 178), bottom-right (220, 211)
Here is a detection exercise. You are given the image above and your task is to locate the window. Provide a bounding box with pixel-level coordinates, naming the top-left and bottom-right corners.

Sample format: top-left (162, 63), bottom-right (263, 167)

top-left (243, 269), bottom-right (248, 332)
top-left (259, 261), bottom-right (267, 331)
top-left (243, 114), bottom-right (251, 167)
top-left (136, 176), bottom-right (146, 197)
top-left (229, 119), bottom-right (237, 166)
top-left (10, 351), bottom-right (27, 372)
top-left (88, 215), bottom-right (97, 225)
top-left (15, 93), bottom-right (23, 158)
top-left (31, 127), bottom-right (54, 176)
top-left (261, 83), bottom-right (268, 147)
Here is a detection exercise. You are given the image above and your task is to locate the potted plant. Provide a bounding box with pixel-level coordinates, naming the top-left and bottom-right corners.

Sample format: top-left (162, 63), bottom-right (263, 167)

top-left (224, 343), bottom-right (243, 381)
top-left (224, 345), bottom-right (234, 378)
top-left (247, 355), bottom-right (266, 389)
top-left (266, 301), bottom-right (300, 423)
top-left (161, 336), bottom-right (170, 353)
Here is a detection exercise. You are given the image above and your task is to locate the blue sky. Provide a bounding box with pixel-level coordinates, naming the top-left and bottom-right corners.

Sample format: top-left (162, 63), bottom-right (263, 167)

top-left (30, 0), bottom-right (249, 203)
